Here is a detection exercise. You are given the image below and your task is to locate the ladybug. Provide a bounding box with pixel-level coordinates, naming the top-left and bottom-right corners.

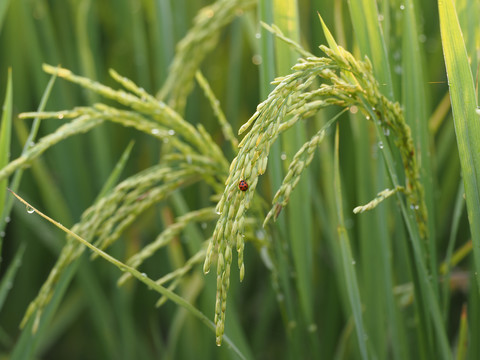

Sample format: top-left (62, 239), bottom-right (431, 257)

top-left (238, 179), bottom-right (249, 191)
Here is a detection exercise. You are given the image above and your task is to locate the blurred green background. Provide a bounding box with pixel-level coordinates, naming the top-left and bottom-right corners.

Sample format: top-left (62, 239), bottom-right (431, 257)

top-left (0, 0), bottom-right (476, 359)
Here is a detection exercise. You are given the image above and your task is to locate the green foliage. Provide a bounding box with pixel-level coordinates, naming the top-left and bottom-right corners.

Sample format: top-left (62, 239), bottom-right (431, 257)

top-left (0, 0), bottom-right (478, 359)
top-left (0, 69), bottom-right (12, 244)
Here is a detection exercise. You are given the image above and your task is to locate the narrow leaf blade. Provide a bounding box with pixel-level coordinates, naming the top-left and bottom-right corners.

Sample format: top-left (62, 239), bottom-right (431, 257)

top-left (439, 0), bottom-right (480, 293)
top-left (0, 68), bottom-right (13, 229)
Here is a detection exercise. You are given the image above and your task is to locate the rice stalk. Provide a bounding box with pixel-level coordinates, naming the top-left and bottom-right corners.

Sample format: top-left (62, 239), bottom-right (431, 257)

top-left (157, 0), bottom-right (257, 112)
top-left (204, 36), bottom-right (426, 344)
top-left (19, 163), bottom-right (200, 330)
top-left (15, 67), bottom-right (231, 334)
top-left (9, 20), bottom-right (427, 350)
top-left (117, 207), bottom-right (217, 285)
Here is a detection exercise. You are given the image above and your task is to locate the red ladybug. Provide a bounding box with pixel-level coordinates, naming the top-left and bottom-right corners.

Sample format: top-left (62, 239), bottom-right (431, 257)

top-left (238, 180), bottom-right (249, 191)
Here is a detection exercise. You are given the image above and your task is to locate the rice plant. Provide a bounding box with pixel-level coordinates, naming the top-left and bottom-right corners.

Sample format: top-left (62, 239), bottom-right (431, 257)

top-left (0, 0), bottom-right (478, 359)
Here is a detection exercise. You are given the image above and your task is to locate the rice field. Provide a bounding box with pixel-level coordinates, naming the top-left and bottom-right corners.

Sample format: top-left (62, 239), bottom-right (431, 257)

top-left (0, 0), bottom-right (478, 359)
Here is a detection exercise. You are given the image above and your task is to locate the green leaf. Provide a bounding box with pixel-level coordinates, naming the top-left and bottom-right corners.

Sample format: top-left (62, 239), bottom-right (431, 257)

top-left (439, 0), bottom-right (480, 294)
top-left (402, 0), bottom-right (438, 286)
top-left (273, 0), bottom-right (317, 356)
top-left (333, 125), bottom-right (369, 360)
top-left (0, 68), bottom-right (12, 255)
top-left (317, 12), bottom-right (339, 53)
top-left (95, 140), bottom-right (135, 202)
top-left (347, 0), bottom-right (393, 99)
top-left (0, 243), bottom-right (25, 311)
top-left (0, 0), bottom-right (12, 35)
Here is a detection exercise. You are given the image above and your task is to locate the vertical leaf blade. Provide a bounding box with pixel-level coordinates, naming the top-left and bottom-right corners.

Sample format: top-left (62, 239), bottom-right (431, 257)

top-left (439, 0), bottom-right (480, 292)
top-left (333, 125), bottom-right (369, 360)
top-left (0, 68), bottom-right (12, 242)
top-left (347, 0), bottom-right (393, 99)
top-left (402, 0), bottom-right (439, 292)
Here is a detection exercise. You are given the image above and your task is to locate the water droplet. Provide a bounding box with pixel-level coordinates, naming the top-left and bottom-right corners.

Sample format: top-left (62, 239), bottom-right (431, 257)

top-left (352, 260), bottom-right (356, 265)
top-left (4, 216), bottom-right (10, 223)
top-left (168, 129), bottom-right (175, 136)
top-left (151, 128), bottom-right (160, 135)
top-left (400, 4), bottom-right (405, 10)
top-left (186, 155), bottom-right (192, 164)
top-left (365, 115), bottom-right (370, 120)
top-left (26, 206), bottom-right (35, 214)
top-left (252, 54), bottom-right (262, 65)
top-left (58, 114), bottom-right (64, 119)
top-left (216, 211), bottom-right (222, 215)
top-left (141, 272), bottom-right (147, 277)
top-left (378, 14), bottom-right (384, 21)
top-left (163, 137), bottom-right (170, 144)
top-left (280, 152), bottom-right (287, 161)
top-left (256, 229), bottom-right (266, 240)
top-left (0, 231), bottom-right (5, 238)
top-left (384, 128), bottom-right (390, 136)
top-left (255, 32), bottom-right (261, 39)
top-left (378, 141), bottom-right (384, 149)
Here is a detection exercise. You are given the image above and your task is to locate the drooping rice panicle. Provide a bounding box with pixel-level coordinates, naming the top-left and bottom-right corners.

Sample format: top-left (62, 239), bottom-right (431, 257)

top-left (205, 42), bottom-right (427, 345)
